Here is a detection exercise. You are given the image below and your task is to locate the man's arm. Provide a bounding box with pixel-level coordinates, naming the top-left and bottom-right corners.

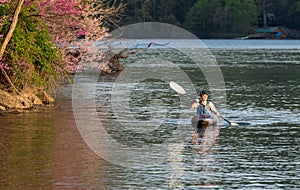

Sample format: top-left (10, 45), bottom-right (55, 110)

top-left (208, 102), bottom-right (219, 116)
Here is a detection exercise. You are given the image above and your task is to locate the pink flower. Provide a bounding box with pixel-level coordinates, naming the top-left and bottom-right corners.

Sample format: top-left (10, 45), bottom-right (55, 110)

top-left (0, 62), bottom-right (11, 70)
top-left (0, 0), bottom-right (10, 4)
top-left (23, 0), bottom-right (33, 6)
top-left (16, 61), bottom-right (30, 68)
top-left (0, 15), bottom-right (8, 26)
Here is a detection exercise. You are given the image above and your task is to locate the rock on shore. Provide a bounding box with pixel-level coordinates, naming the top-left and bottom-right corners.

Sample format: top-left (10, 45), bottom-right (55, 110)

top-left (0, 88), bottom-right (54, 111)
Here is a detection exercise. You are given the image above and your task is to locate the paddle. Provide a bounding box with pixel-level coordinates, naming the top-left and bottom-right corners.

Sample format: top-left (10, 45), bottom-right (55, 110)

top-left (169, 81), bottom-right (240, 126)
top-left (219, 116), bottom-right (239, 126)
top-left (169, 81), bottom-right (195, 99)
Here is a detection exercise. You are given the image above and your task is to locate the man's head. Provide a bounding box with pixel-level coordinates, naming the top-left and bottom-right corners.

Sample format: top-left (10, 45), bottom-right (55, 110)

top-left (200, 90), bottom-right (208, 101)
top-left (200, 90), bottom-right (208, 96)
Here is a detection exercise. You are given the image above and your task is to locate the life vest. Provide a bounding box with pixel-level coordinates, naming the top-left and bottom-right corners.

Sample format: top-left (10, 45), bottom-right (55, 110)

top-left (197, 101), bottom-right (213, 115)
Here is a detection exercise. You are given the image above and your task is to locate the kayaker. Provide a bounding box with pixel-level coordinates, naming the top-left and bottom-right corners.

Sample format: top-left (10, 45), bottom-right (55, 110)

top-left (190, 90), bottom-right (220, 116)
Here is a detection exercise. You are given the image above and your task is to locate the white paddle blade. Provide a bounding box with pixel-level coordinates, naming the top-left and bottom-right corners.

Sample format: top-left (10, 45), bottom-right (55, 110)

top-left (230, 122), bottom-right (239, 126)
top-left (169, 81), bottom-right (186, 95)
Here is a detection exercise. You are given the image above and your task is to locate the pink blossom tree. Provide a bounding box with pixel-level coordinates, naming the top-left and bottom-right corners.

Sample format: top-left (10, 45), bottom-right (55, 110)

top-left (0, 0), bottom-right (124, 93)
top-left (36, 0), bottom-right (125, 73)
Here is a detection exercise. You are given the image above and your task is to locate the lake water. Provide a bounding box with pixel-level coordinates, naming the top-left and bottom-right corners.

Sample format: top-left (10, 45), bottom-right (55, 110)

top-left (0, 39), bottom-right (299, 189)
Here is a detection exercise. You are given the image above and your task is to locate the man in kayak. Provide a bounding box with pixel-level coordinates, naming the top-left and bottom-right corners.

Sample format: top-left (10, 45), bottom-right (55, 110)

top-left (190, 90), bottom-right (220, 144)
top-left (190, 90), bottom-right (220, 116)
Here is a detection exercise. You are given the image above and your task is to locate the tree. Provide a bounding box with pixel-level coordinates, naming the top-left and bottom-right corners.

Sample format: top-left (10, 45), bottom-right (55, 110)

top-left (0, 0), bottom-right (124, 100)
top-left (123, 0), bottom-right (196, 26)
top-left (172, 0), bottom-right (197, 23)
top-left (37, 0), bottom-right (124, 71)
top-left (225, 0), bottom-right (257, 34)
top-left (0, 0), bottom-right (70, 93)
top-left (276, 0), bottom-right (300, 30)
top-left (287, 0), bottom-right (300, 30)
top-left (213, 0), bottom-right (229, 35)
top-left (184, 0), bottom-right (222, 37)
top-left (255, 0), bottom-right (300, 30)
top-left (254, 0), bottom-right (280, 27)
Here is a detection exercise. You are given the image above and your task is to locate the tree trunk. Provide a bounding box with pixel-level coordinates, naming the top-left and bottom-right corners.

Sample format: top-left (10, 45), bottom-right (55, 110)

top-left (0, 0), bottom-right (25, 57)
top-left (263, 0), bottom-right (267, 28)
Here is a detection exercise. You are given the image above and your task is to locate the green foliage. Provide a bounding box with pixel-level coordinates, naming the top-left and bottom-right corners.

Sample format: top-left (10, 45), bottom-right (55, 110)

top-left (0, 3), bottom-right (63, 91)
top-left (278, 0), bottom-right (300, 30)
top-left (253, 0), bottom-right (300, 30)
top-left (0, 4), bottom-right (12, 33)
top-left (124, 0), bottom-right (196, 25)
top-left (123, 0), bottom-right (300, 37)
top-left (184, 0), bottom-right (222, 37)
top-left (225, 0), bottom-right (257, 34)
top-left (183, 0), bottom-right (257, 37)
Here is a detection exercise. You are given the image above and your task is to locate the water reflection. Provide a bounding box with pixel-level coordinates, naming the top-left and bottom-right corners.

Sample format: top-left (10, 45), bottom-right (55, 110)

top-left (50, 96), bottom-right (114, 190)
top-left (0, 96), bottom-right (115, 190)
top-left (191, 125), bottom-right (220, 150)
top-left (168, 143), bottom-right (185, 189)
top-left (0, 111), bottom-right (55, 189)
top-left (167, 118), bottom-right (221, 189)
top-left (188, 124), bottom-right (220, 189)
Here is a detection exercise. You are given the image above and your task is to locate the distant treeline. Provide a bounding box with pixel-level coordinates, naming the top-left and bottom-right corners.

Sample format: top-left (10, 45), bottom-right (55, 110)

top-left (121, 0), bottom-right (300, 38)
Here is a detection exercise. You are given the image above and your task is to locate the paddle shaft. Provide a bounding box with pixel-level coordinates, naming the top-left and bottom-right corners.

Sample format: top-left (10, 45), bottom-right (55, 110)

top-left (220, 115), bottom-right (231, 124)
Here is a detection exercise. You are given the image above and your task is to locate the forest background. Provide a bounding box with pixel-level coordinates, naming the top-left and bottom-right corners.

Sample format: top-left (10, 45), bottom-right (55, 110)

top-left (122, 0), bottom-right (300, 38)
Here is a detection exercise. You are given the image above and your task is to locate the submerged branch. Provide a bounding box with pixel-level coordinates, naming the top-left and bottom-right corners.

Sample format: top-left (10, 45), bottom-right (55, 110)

top-left (102, 41), bottom-right (169, 73)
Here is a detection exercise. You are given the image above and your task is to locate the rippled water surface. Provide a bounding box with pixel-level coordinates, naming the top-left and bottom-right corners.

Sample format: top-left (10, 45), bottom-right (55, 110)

top-left (0, 40), bottom-right (299, 189)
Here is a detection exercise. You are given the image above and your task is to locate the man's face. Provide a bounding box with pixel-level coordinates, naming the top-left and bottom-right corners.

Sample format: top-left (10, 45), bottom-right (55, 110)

top-left (201, 94), bottom-right (208, 101)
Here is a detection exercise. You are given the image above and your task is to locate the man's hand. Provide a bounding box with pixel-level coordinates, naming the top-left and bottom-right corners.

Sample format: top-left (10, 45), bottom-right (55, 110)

top-left (190, 99), bottom-right (199, 109)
